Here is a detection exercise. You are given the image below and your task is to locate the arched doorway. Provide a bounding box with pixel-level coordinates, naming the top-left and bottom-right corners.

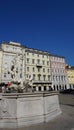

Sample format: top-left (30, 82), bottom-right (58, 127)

top-left (39, 86), bottom-right (41, 91)
top-left (59, 85), bottom-right (61, 90)
top-left (44, 86), bottom-right (46, 91)
top-left (65, 85), bottom-right (67, 89)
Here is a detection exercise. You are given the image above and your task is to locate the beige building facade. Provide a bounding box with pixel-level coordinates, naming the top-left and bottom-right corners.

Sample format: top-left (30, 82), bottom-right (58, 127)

top-left (0, 41), bottom-right (68, 91)
top-left (1, 42), bottom-right (52, 91)
top-left (1, 41), bottom-right (25, 83)
top-left (25, 48), bottom-right (52, 91)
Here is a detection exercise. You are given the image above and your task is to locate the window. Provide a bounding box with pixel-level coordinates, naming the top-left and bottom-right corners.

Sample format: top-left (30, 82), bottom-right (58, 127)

top-left (20, 64), bottom-right (22, 70)
top-left (37, 59), bottom-right (40, 64)
top-left (56, 76), bottom-right (57, 81)
top-left (27, 67), bottom-right (29, 72)
top-left (42, 55), bottom-right (44, 58)
top-left (47, 55), bottom-right (48, 59)
top-left (20, 48), bottom-right (22, 51)
top-left (27, 58), bottom-right (29, 63)
top-left (38, 74), bottom-right (41, 80)
top-left (32, 53), bottom-right (34, 56)
top-left (47, 69), bottom-right (49, 73)
top-left (13, 47), bottom-right (17, 51)
top-left (43, 75), bottom-right (46, 81)
top-left (59, 76), bottom-right (60, 81)
top-left (4, 63), bottom-right (8, 69)
top-left (61, 76), bottom-right (63, 81)
top-left (53, 75), bottom-right (55, 81)
top-left (42, 60), bottom-right (45, 65)
top-left (20, 73), bottom-right (22, 78)
top-left (38, 68), bottom-right (40, 72)
top-left (33, 86), bottom-right (36, 91)
top-left (58, 69), bottom-right (59, 73)
top-left (13, 47), bottom-right (15, 50)
top-left (4, 73), bottom-right (6, 77)
top-left (5, 46), bottom-right (9, 51)
top-left (29, 75), bottom-right (31, 79)
top-left (32, 59), bottom-right (35, 64)
top-left (64, 76), bottom-right (66, 81)
top-left (43, 68), bottom-right (45, 72)
top-left (48, 75), bottom-right (50, 81)
top-left (27, 52), bottom-right (29, 55)
top-left (47, 61), bottom-right (48, 65)
top-left (33, 74), bottom-right (35, 80)
top-left (37, 54), bottom-right (39, 57)
top-left (6, 45), bottom-right (8, 48)
top-left (26, 74), bottom-right (29, 78)
top-left (33, 67), bottom-right (35, 72)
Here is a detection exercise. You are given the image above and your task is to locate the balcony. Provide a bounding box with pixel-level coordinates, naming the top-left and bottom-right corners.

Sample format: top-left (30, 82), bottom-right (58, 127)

top-left (33, 80), bottom-right (52, 84)
top-left (36, 64), bottom-right (42, 67)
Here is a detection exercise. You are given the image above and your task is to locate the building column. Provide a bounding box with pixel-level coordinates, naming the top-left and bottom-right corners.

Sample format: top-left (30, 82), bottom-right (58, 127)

top-left (71, 84), bottom-right (73, 89)
top-left (46, 86), bottom-right (49, 91)
top-left (36, 86), bottom-right (39, 91)
top-left (41, 86), bottom-right (44, 91)
top-left (55, 85), bottom-right (58, 91)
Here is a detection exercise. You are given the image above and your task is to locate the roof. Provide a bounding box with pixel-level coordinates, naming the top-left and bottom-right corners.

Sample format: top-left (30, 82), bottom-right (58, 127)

top-left (1, 41), bottom-right (65, 58)
top-left (25, 47), bottom-right (50, 55)
top-left (66, 65), bottom-right (74, 70)
top-left (50, 53), bottom-right (65, 58)
top-left (2, 41), bottom-right (27, 48)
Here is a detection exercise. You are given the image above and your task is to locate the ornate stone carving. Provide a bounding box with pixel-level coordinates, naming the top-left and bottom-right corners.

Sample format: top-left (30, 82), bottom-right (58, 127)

top-left (8, 53), bottom-right (33, 92)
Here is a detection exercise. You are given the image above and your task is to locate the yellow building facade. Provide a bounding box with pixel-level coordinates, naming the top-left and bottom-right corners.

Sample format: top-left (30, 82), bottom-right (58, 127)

top-left (0, 49), bottom-right (3, 83)
top-left (66, 66), bottom-right (74, 89)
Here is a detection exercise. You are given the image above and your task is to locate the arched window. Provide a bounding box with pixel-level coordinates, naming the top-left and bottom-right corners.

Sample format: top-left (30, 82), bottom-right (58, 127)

top-left (38, 74), bottom-right (41, 81)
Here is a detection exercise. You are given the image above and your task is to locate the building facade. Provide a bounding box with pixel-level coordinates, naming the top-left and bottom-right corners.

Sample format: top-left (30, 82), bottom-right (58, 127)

top-left (1, 41), bottom-right (25, 83)
top-left (66, 66), bottom-right (74, 89)
top-left (0, 49), bottom-right (3, 83)
top-left (50, 55), bottom-right (67, 90)
top-left (25, 48), bottom-right (52, 91)
top-left (0, 41), bottom-right (69, 91)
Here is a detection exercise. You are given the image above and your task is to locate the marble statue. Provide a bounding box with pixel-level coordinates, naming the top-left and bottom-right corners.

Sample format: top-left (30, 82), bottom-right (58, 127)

top-left (8, 53), bottom-right (33, 92)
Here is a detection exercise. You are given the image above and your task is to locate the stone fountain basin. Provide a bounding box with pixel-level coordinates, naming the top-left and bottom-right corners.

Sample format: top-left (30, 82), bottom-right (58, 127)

top-left (0, 92), bottom-right (62, 128)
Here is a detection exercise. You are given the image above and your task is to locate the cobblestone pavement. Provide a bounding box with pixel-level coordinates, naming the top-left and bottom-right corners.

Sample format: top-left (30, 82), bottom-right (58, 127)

top-left (0, 94), bottom-right (74, 130)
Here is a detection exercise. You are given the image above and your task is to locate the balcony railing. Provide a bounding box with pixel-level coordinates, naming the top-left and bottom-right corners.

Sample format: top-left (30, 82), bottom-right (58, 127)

top-left (36, 64), bottom-right (42, 67)
top-left (33, 80), bottom-right (52, 84)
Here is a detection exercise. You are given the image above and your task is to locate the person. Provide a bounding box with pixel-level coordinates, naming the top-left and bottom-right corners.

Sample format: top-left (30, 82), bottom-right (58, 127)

top-left (7, 81), bottom-right (11, 92)
top-left (4, 85), bottom-right (6, 92)
top-left (8, 81), bottom-right (11, 87)
top-left (2, 86), bottom-right (4, 93)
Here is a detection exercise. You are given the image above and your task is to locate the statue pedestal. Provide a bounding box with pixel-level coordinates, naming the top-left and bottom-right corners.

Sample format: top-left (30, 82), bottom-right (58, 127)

top-left (0, 92), bottom-right (61, 128)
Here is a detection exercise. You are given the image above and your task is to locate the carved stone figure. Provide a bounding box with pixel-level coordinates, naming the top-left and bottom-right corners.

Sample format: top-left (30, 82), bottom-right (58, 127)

top-left (8, 53), bottom-right (33, 92)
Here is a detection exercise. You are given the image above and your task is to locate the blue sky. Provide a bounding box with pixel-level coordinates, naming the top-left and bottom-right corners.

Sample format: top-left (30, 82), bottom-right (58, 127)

top-left (0, 0), bottom-right (74, 65)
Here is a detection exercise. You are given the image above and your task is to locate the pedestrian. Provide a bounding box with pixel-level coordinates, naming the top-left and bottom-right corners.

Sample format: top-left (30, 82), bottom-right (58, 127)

top-left (2, 86), bottom-right (4, 93)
